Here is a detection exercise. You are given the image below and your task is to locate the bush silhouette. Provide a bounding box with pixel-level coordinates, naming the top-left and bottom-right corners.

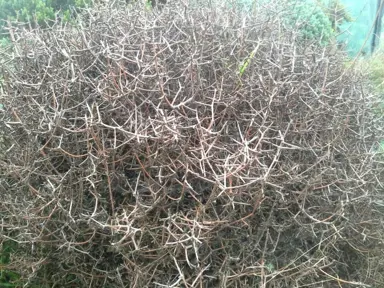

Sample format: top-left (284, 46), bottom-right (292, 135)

top-left (0, 0), bottom-right (383, 287)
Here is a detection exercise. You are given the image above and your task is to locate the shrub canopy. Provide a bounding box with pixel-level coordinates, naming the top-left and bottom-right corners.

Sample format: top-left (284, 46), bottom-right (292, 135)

top-left (0, 0), bottom-right (383, 287)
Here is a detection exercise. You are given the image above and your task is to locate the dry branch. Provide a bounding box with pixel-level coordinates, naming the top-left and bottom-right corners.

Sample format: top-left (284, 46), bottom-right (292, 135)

top-left (0, 0), bottom-right (384, 287)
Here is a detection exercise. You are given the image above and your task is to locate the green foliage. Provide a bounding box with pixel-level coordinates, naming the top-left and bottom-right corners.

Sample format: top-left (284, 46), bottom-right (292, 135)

top-left (238, 47), bottom-right (258, 77)
top-left (369, 57), bottom-right (384, 115)
top-left (283, 0), bottom-right (334, 45)
top-left (359, 51), bottom-right (384, 115)
top-left (356, 50), bottom-right (384, 154)
top-left (0, 37), bottom-right (11, 47)
top-left (319, 0), bottom-right (354, 31)
top-left (282, 0), bottom-right (353, 45)
top-left (379, 140), bottom-right (384, 154)
top-left (145, 0), bottom-right (153, 10)
top-left (366, 54), bottom-right (384, 92)
top-left (0, 0), bottom-right (92, 31)
top-left (0, 240), bottom-right (20, 287)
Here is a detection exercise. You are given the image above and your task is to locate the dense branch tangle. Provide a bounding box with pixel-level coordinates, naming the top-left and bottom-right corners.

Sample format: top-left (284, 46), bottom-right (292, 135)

top-left (0, 0), bottom-right (383, 287)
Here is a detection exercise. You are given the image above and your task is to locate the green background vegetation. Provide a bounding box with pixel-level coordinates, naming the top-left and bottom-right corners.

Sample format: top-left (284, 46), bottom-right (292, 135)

top-left (0, 0), bottom-right (91, 27)
top-left (0, 240), bottom-right (20, 287)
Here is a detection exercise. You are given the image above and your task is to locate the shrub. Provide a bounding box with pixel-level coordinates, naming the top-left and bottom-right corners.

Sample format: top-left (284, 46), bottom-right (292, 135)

top-left (281, 0), bottom-right (353, 46)
top-left (356, 49), bottom-right (384, 155)
top-left (282, 0), bottom-right (334, 45)
top-left (0, 0), bottom-right (92, 33)
top-left (0, 0), bottom-right (383, 287)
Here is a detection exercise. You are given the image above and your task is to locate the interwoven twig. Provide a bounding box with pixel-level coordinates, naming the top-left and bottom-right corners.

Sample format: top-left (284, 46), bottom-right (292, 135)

top-left (0, 0), bottom-right (383, 287)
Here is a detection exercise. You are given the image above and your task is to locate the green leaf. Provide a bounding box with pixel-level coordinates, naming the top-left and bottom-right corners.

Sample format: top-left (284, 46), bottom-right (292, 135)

top-left (1, 270), bottom-right (20, 281)
top-left (379, 140), bottom-right (384, 153)
top-left (238, 43), bottom-right (260, 77)
top-left (0, 282), bottom-right (16, 287)
top-left (265, 262), bottom-right (275, 273)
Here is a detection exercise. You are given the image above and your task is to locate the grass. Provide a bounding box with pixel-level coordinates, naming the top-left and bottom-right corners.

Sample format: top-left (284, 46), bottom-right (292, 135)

top-left (352, 43), bottom-right (384, 155)
top-left (367, 51), bottom-right (384, 154)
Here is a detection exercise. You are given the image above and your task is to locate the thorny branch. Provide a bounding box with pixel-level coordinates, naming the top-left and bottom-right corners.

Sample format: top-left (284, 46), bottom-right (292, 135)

top-left (0, 0), bottom-right (383, 287)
